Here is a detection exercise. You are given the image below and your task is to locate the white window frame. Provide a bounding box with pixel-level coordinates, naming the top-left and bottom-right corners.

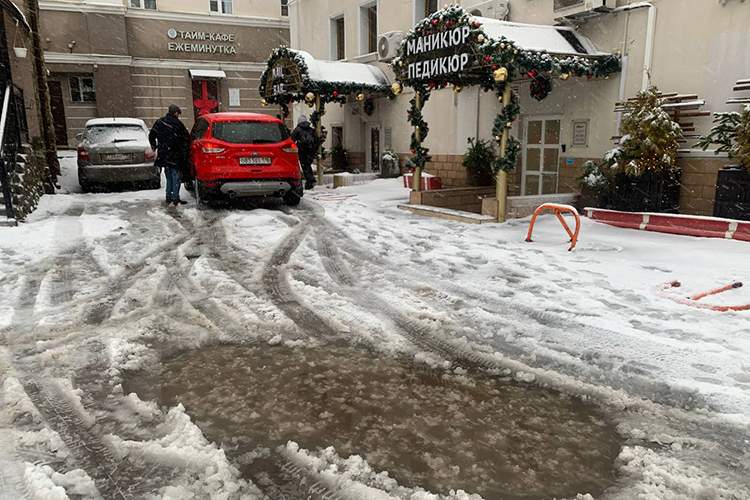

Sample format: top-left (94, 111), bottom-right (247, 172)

top-left (329, 12), bottom-right (346, 61)
top-left (69, 74), bottom-right (96, 103)
top-left (359, 0), bottom-right (378, 56)
top-left (280, 0), bottom-right (289, 17)
top-left (130, 0), bottom-right (158, 9)
top-left (209, 0), bottom-right (233, 15)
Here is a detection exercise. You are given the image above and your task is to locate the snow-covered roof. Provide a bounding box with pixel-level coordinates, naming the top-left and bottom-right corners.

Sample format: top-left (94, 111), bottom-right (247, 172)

top-left (295, 50), bottom-right (390, 86)
top-left (477, 18), bottom-right (603, 57)
top-left (1, 0), bottom-right (30, 32)
top-left (85, 118), bottom-right (148, 128)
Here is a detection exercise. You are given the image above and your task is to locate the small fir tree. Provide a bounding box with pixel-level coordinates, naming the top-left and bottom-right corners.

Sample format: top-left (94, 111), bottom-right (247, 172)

top-left (605, 86), bottom-right (682, 177)
top-left (462, 137), bottom-right (495, 173)
top-left (695, 106), bottom-right (750, 173)
top-left (577, 161), bottom-right (611, 195)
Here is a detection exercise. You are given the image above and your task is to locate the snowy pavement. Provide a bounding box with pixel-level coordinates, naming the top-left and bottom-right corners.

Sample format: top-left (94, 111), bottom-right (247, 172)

top-left (0, 152), bottom-right (749, 499)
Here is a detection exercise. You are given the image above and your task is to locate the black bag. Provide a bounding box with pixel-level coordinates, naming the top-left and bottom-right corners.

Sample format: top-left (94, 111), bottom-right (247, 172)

top-left (297, 127), bottom-right (317, 152)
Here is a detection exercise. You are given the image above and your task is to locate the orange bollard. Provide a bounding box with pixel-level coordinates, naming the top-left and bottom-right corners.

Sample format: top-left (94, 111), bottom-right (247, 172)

top-left (526, 203), bottom-right (581, 251)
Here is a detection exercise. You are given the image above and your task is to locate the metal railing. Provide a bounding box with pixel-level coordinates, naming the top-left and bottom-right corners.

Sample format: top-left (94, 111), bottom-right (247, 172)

top-left (0, 82), bottom-right (18, 221)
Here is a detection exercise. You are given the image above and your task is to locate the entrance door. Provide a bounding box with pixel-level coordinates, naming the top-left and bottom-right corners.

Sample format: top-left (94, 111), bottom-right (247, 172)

top-left (522, 117), bottom-right (561, 196)
top-left (48, 81), bottom-right (68, 146)
top-left (366, 123), bottom-right (381, 172)
top-left (192, 80), bottom-right (219, 117)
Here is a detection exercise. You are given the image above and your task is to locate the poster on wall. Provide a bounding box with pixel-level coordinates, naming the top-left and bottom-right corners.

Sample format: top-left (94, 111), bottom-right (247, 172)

top-left (229, 88), bottom-right (241, 107)
top-left (572, 120), bottom-right (588, 147)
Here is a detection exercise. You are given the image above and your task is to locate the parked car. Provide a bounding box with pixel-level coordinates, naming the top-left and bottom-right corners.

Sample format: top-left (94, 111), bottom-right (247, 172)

top-left (77, 118), bottom-right (159, 193)
top-left (188, 113), bottom-right (303, 207)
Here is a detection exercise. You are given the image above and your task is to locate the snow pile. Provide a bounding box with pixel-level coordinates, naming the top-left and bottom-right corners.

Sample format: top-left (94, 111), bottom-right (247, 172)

top-left (2, 377), bottom-right (42, 425)
top-left (24, 463), bottom-right (101, 500)
top-left (107, 404), bottom-right (263, 500)
top-left (282, 442), bottom-right (484, 500)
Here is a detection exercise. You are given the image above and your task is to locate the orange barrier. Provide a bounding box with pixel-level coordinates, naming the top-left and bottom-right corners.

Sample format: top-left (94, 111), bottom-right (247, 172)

top-left (526, 203), bottom-right (581, 251)
top-left (657, 281), bottom-right (750, 312)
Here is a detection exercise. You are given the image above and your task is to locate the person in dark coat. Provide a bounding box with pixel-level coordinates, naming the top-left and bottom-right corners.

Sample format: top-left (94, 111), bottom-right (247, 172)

top-left (291, 115), bottom-right (317, 190)
top-left (149, 104), bottom-right (190, 205)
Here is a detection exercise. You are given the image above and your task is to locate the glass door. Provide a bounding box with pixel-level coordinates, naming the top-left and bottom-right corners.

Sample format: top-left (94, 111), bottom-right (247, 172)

top-left (523, 117), bottom-right (561, 196)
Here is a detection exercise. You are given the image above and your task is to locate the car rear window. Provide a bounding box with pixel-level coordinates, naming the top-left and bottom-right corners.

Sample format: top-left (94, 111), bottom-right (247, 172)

top-left (86, 125), bottom-right (147, 144)
top-left (211, 121), bottom-right (290, 145)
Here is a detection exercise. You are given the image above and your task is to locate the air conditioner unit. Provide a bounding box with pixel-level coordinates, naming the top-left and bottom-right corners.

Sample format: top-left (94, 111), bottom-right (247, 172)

top-left (553, 0), bottom-right (615, 20)
top-left (466, 0), bottom-right (509, 20)
top-left (377, 31), bottom-right (404, 62)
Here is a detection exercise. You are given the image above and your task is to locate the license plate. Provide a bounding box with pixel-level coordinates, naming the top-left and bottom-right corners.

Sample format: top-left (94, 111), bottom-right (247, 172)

top-left (103, 153), bottom-right (130, 161)
top-left (239, 157), bottom-right (271, 165)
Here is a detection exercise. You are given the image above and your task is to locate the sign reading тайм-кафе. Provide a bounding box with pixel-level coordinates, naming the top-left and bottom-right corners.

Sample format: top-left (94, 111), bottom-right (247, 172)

top-left (405, 25), bottom-right (474, 80)
top-left (167, 29), bottom-right (237, 55)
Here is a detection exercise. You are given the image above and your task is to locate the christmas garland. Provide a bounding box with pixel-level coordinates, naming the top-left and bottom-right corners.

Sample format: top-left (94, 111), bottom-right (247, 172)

top-left (529, 73), bottom-right (551, 101)
top-left (407, 85), bottom-right (431, 170)
top-left (364, 97), bottom-right (375, 116)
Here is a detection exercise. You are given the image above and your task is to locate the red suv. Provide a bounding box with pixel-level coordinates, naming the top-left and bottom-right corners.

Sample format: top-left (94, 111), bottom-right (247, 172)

top-left (188, 113), bottom-right (303, 206)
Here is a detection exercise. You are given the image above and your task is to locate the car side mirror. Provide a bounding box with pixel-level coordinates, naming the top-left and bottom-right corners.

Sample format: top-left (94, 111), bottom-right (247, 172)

top-left (75, 133), bottom-right (83, 141)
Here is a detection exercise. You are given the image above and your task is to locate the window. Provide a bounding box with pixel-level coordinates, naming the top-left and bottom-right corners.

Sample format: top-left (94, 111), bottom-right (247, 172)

top-left (360, 2), bottom-right (377, 55)
top-left (84, 125), bottom-right (147, 144)
top-left (69, 75), bottom-right (96, 103)
top-left (330, 15), bottom-right (345, 61)
top-left (130, 0), bottom-right (157, 9)
top-left (281, 0), bottom-right (288, 16)
top-left (332, 126), bottom-right (343, 148)
top-left (414, 0), bottom-right (437, 22)
top-left (211, 121), bottom-right (290, 144)
top-left (192, 119), bottom-right (210, 140)
top-left (210, 0), bottom-right (233, 14)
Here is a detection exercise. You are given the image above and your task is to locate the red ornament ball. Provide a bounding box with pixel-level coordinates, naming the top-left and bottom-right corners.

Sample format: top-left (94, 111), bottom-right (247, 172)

top-left (484, 56), bottom-right (491, 62)
top-left (587, 74), bottom-right (593, 80)
top-left (431, 19), bottom-right (438, 25)
top-left (492, 65), bottom-right (498, 70)
top-left (483, 88), bottom-right (489, 93)
top-left (411, 149), bottom-right (415, 154)
top-left (528, 70), bottom-right (537, 77)
top-left (474, 22), bottom-right (480, 28)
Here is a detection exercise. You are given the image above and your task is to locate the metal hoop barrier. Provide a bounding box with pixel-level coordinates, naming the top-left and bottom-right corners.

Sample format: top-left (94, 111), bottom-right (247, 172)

top-left (657, 281), bottom-right (750, 312)
top-left (525, 203), bottom-right (581, 251)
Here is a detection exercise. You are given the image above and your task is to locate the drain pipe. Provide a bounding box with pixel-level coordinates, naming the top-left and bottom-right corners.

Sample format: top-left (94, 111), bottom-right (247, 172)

top-left (613, 2), bottom-right (657, 91)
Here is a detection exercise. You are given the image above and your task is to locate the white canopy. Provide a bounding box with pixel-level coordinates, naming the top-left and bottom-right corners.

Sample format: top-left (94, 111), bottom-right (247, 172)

top-left (294, 50), bottom-right (390, 87)
top-left (189, 69), bottom-right (227, 79)
top-left (477, 19), bottom-right (604, 57)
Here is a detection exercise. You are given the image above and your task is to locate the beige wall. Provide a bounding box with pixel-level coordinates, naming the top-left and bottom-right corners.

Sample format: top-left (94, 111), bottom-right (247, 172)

top-left (38, 0), bottom-right (286, 19)
top-left (5, 15), bottom-right (43, 142)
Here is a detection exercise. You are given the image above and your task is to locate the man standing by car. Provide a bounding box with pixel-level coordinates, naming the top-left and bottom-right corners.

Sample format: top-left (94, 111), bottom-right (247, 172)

top-left (291, 115), bottom-right (317, 190)
top-left (149, 105), bottom-right (190, 205)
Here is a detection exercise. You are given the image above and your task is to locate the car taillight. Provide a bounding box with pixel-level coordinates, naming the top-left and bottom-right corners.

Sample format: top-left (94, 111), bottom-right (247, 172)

top-left (78, 145), bottom-right (89, 162)
top-left (282, 143), bottom-right (298, 154)
top-left (202, 142), bottom-right (227, 154)
top-left (145, 149), bottom-right (156, 161)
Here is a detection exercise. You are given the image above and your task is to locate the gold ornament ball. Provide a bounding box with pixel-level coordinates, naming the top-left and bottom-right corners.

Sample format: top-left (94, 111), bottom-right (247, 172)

top-left (391, 82), bottom-right (403, 95)
top-left (477, 34), bottom-right (484, 42)
top-left (495, 135), bottom-right (501, 141)
top-left (506, 121), bottom-right (512, 128)
top-left (357, 93), bottom-right (365, 101)
top-left (305, 92), bottom-right (315, 102)
top-left (497, 95), bottom-right (503, 103)
top-left (513, 49), bottom-right (518, 55)
top-left (261, 98), bottom-right (268, 107)
top-left (307, 101), bottom-right (314, 108)
top-left (493, 67), bottom-right (509, 82)
top-left (500, 43), bottom-right (505, 49)
top-left (399, 60), bottom-right (404, 67)
top-left (560, 73), bottom-right (571, 81)
top-left (440, 15), bottom-right (444, 21)
top-left (453, 85), bottom-right (464, 94)
top-left (605, 75), bottom-right (610, 80)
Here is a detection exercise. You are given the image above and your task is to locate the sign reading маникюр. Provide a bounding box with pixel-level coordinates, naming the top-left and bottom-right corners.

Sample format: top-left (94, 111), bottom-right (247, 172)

top-left (167, 29), bottom-right (238, 55)
top-left (405, 25), bottom-right (475, 80)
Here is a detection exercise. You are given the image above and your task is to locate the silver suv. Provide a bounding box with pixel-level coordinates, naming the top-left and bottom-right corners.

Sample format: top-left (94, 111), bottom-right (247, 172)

top-left (77, 118), bottom-right (159, 192)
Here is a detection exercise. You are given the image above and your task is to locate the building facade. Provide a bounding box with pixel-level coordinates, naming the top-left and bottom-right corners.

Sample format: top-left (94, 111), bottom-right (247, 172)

top-left (287, 0), bottom-right (750, 216)
top-left (23, 0), bottom-right (290, 147)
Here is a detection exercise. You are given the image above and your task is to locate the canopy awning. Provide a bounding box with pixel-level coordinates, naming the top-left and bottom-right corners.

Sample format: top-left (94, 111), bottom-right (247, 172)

top-left (189, 69), bottom-right (227, 79)
top-left (477, 19), bottom-right (603, 57)
top-left (294, 50), bottom-right (390, 87)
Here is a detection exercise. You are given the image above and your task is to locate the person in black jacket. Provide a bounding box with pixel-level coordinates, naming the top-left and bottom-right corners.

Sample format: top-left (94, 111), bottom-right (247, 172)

top-left (291, 115), bottom-right (317, 190)
top-left (149, 105), bottom-right (190, 205)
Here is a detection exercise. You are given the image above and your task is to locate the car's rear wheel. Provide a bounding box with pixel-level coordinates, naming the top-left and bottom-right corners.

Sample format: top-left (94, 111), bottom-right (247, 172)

top-left (284, 185), bottom-right (303, 206)
top-left (194, 180), bottom-right (209, 210)
top-left (148, 178), bottom-right (161, 190)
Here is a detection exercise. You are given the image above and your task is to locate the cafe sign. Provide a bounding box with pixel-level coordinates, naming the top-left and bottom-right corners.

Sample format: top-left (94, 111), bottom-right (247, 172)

top-left (167, 28), bottom-right (237, 55)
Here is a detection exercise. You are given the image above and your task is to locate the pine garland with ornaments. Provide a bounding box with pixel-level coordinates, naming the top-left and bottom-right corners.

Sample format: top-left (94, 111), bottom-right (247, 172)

top-left (391, 4), bottom-right (621, 175)
top-left (407, 85), bottom-right (432, 169)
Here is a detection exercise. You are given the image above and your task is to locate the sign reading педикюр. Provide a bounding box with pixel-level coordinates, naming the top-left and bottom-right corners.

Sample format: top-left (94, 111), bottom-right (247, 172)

top-left (167, 29), bottom-right (237, 55)
top-left (405, 25), bottom-right (475, 80)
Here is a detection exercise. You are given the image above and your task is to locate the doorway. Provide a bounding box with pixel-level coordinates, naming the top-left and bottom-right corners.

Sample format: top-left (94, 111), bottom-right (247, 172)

top-left (48, 81), bottom-right (68, 146)
top-left (522, 116), bottom-right (561, 196)
top-left (366, 122), bottom-right (381, 172)
top-left (192, 80), bottom-right (219, 118)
